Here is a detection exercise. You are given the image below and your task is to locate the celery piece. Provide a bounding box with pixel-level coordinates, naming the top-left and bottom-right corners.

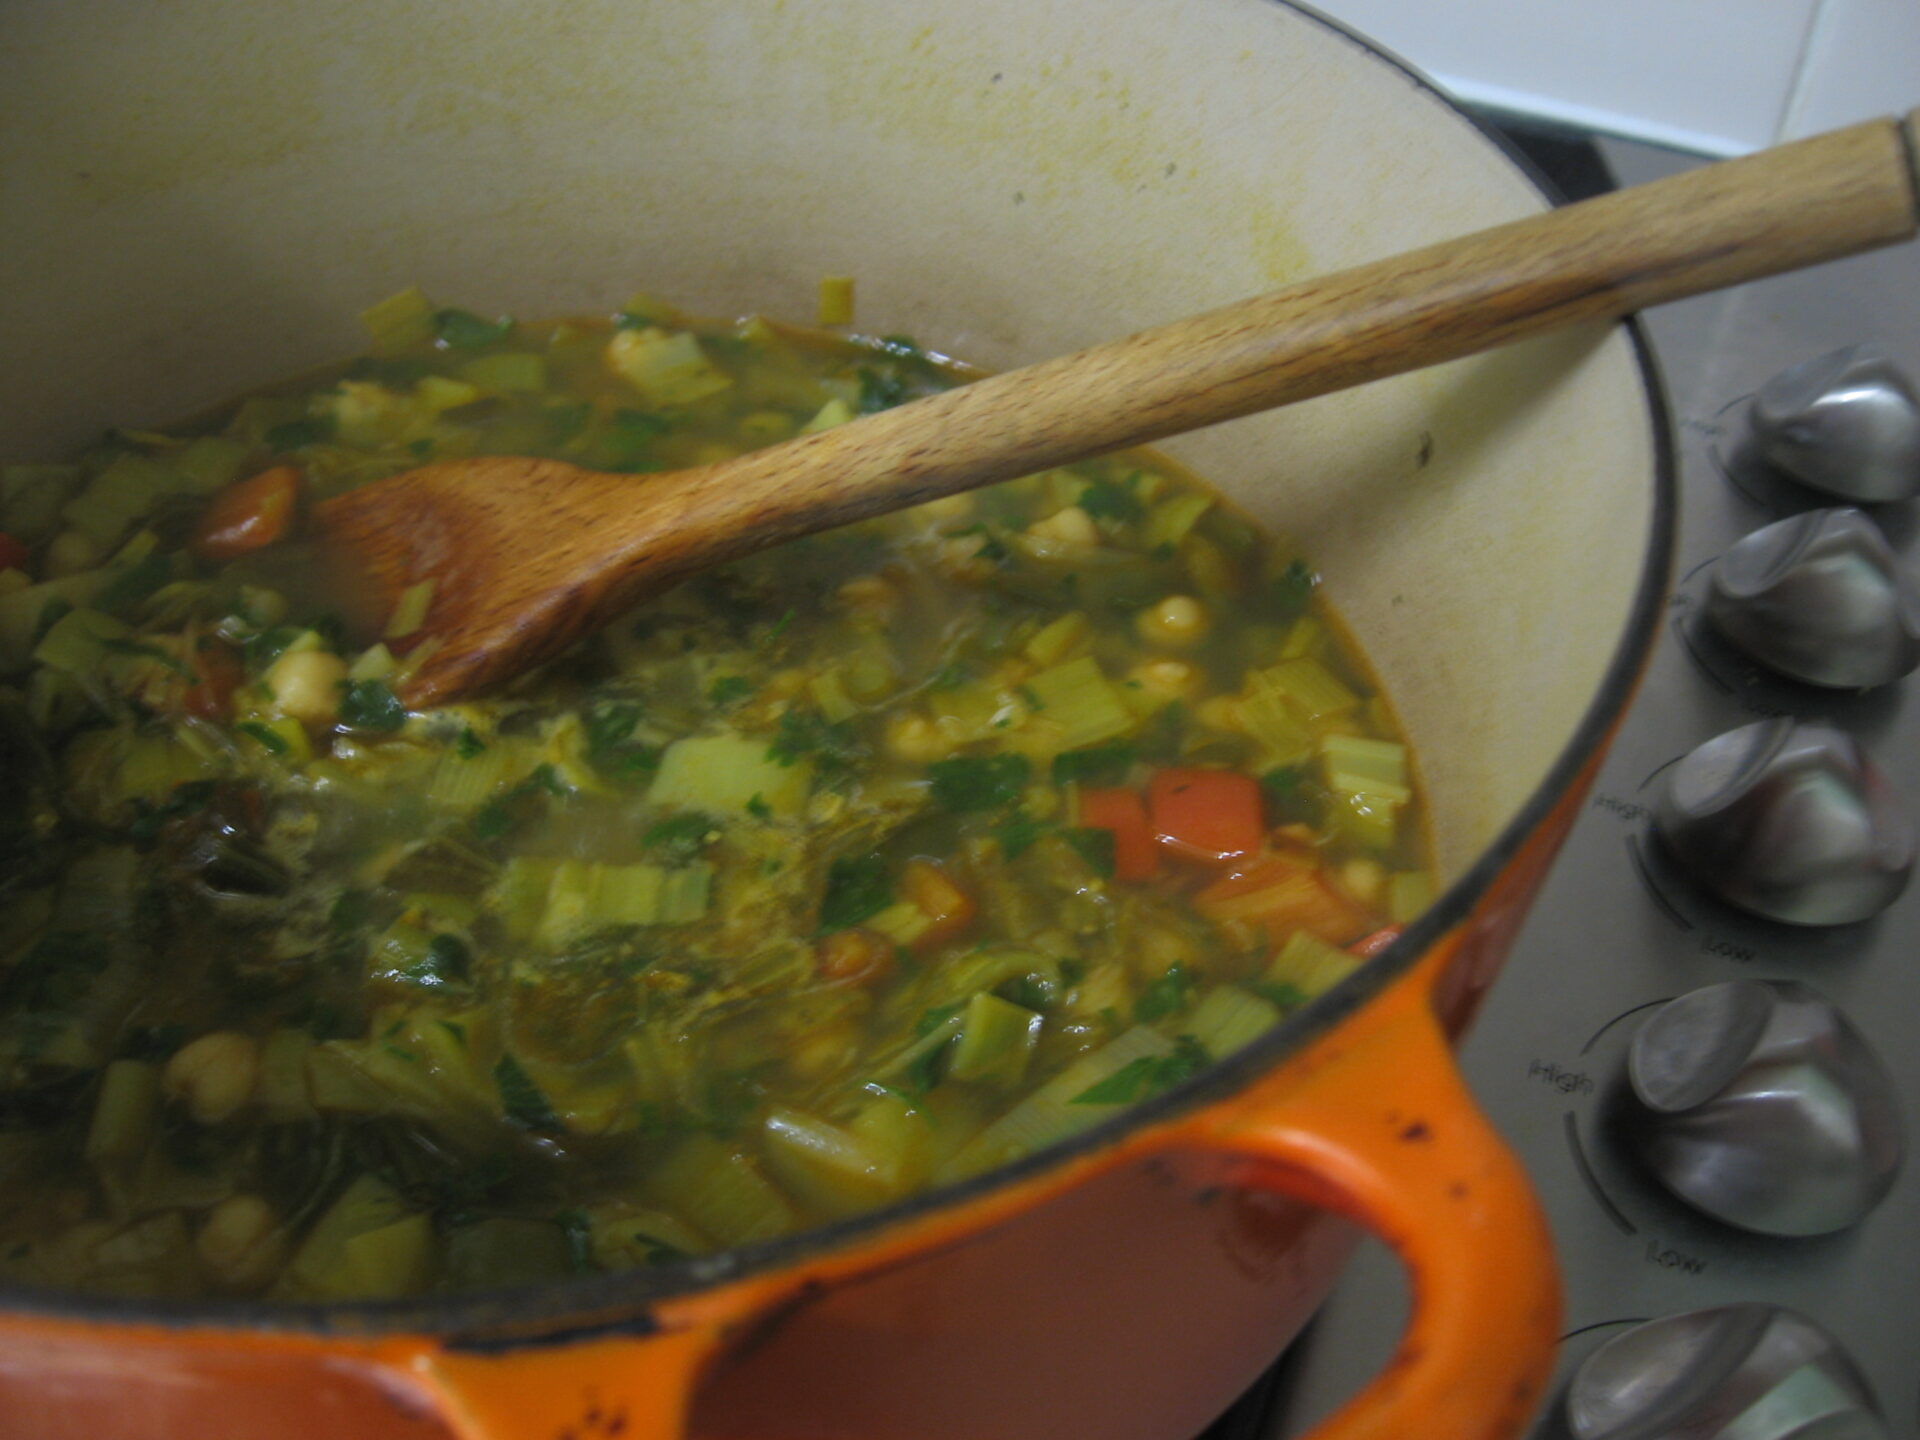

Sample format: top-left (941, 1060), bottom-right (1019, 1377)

top-left (807, 667), bottom-right (860, 724)
top-left (0, 570), bottom-right (121, 670)
top-left (1, 463), bottom-right (85, 543)
top-left (1022, 611), bottom-right (1089, 667)
top-left (360, 286), bottom-right (437, 353)
top-left (817, 275), bottom-right (856, 327)
top-left (1388, 870), bottom-right (1432, 924)
top-left (83, 1059), bottom-right (160, 1167)
top-left (415, 374), bottom-right (482, 413)
top-left (1183, 985), bottom-right (1282, 1058)
top-left (347, 643), bottom-right (398, 683)
top-left (640, 1134), bottom-right (800, 1247)
top-left (32, 606), bottom-right (130, 675)
top-left (1142, 492), bottom-right (1213, 551)
top-left (650, 732), bottom-right (812, 818)
top-left (801, 396), bottom-right (855, 433)
top-left (585, 1203), bottom-right (713, 1268)
top-left (653, 863), bottom-right (713, 924)
top-left (1023, 655), bottom-right (1137, 750)
top-left (1253, 656), bottom-right (1359, 723)
top-left (172, 437), bottom-right (249, 495)
top-left (459, 352), bottom-right (547, 394)
top-left (426, 740), bottom-right (532, 812)
top-left (946, 992), bottom-right (1043, 1088)
top-left (443, 1217), bottom-right (573, 1290)
top-left (60, 453), bottom-right (178, 551)
top-left (1320, 733), bottom-right (1409, 791)
top-left (489, 857), bottom-right (559, 940)
top-left (938, 1025), bottom-right (1176, 1181)
top-left (1327, 787), bottom-right (1403, 852)
top-left (278, 1172), bottom-right (413, 1297)
top-left (336, 1213), bottom-right (437, 1299)
top-left (606, 328), bottom-right (733, 408)
top-left (238, 716), bottom-right (311, 765)
top-left (381, 577), bottom-right (437, 640)
top-left (864, 899), bottom-right (934, 949)
top-left (1278, 616), bottom-right (1324, 661)
top-left (1265, 929), bottom-right (1361, 1000)
top-left (760, 1106), bottom-right (899, 1216)
top-left (256, 1029), bottom-right (317, 1121)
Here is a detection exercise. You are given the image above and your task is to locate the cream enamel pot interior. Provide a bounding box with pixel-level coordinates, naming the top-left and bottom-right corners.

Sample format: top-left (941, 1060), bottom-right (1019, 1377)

top-left (0, 3), bottom-right (1671, 1438)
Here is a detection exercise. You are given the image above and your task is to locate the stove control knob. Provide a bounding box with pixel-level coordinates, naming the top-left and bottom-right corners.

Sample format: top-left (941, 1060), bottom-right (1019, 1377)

top-left (1624, 980), bottom-right (1904, 1236)
top-left (1653, 718), bottom-right (1914, 925)
top-left (1749, 345), bottom-right (1920, 502)
top-left (1705, 508), bottom-right (1920, 688)
top-left (1566, 1303), bottom-right (1885, 1440)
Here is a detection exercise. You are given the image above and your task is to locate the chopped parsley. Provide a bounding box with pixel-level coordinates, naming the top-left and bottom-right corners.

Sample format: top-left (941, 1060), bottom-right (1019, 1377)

top-left (1070, 1036), bottom-right (1210, 1105)
top-left (455, 726), bottom-right (487, 760)
top-left (1051, 744), bottom-right (1135, 786)
top-left (642, 811), bottom-right (718, 864)
top-left (1134, 962), bottom-right (1196, 1023)
top-left (818, 852), bottom-right (892, 934)
top-left (337, 679), bottom-right (408, 733)
top-left (707, 674), bottom-right (754, 707)
top-left (433, 307), bottom-right (515, 349)
top-left (494, 1053), bottom-right (558, 1131)
top-left (1075, 474), bottom-right (1144, 524)
top-left (926, 753), bottom-right (1030, 812)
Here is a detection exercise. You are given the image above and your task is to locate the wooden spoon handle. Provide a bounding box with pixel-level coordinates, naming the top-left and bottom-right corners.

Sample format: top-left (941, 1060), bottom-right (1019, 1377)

top-left (666, 110), bottom-right (1920, 561)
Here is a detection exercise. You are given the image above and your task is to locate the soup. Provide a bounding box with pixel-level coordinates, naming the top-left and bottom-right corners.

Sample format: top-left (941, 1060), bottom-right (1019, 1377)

top-left (0, 290), bottom-right (1427, 1300)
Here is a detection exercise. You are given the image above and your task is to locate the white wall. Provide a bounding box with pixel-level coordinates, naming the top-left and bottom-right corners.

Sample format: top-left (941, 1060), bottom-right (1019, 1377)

top-left (1307, 0), bottom-right (1920, 155)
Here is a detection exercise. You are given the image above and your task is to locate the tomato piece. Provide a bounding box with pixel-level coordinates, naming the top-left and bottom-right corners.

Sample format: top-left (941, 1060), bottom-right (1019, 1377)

top-left (1076, 786), bottom-right (1159, 882)
top-left (897, 858), bottom-right (977, 950)
top-left (0, 532), bottom-right (29, 574)
top-left (189, 465), bottom-right (302, 563)
top-left (183, 639), bottom-right (245, 721)
top-left (1193, 854), bottom-right (1374, 947)
top-left (1147, 767), bottom-right (1264, 864)
top-left (1348, 925), bottom-right (1404, 958)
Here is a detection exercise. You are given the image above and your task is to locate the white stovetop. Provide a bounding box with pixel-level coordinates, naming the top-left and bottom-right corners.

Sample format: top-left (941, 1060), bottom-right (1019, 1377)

top-left (1308, 0), bottom-right (1919, 156)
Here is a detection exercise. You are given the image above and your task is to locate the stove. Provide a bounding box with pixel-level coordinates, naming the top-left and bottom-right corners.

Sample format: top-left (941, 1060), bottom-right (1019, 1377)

top-left (1205, 116), bottom-right (1920, 1440)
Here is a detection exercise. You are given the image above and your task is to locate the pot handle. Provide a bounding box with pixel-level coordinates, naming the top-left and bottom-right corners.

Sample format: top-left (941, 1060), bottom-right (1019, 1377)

top-left (1189, 942), bottom-right (1561, 1440)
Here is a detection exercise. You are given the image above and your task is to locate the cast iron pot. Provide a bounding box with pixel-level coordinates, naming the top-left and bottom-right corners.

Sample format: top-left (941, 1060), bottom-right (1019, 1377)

top-left (0, 1), bottom-right (1672, 1436)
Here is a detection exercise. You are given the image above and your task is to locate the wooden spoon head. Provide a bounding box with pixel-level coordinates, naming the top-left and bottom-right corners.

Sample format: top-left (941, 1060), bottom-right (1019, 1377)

top-left (309, 456), bottom-right (704, 708)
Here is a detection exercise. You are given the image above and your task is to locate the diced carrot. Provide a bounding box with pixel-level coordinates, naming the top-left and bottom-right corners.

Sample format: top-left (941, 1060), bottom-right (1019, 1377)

top-left (189, 465), bottom-right (302, 563)
top-left (897, 858), bottom-right (976, 950)
top-left (814, 927), bottom-right (897, 987)
top-left (183, 639), bottom-right (245, 721)
top-left (1148, 767), bottom-right (1264, 865)
top-left (0, 532), bottom-right (29, 574)
top-left (1348, 925), bottom-right (1404, 958)
top-left (1076, 787), bottom-right (1159, 882)
top-left (1194, 854), bottom-right (1374, 947)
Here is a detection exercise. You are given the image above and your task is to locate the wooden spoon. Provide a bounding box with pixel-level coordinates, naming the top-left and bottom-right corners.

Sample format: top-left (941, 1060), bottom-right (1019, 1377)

top-left (315, 111), bottom-right (1920, 707)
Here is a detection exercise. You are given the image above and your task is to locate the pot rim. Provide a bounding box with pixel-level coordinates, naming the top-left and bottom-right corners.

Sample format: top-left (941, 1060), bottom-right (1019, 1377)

top-left (0, 0), bottom-right (1678, 1341)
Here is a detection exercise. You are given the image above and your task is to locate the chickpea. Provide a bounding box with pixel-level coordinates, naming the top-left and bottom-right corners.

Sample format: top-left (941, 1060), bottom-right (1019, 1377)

top-left (264, 648), bottom-right (349, 728)
top-left (1134, 595), bottom-right (1211, 649)
top-left (787, 1018), bottom-right (861, 1080)
top-left (1126, 658), bottom-right (1205, 704)
top-left (43, 529), bottom-right (99, 580)
top-left (195, 1193), bottom-right (287, 1292)
top-left (1339, 857), bottom-right (1388, 909)
top-left (884, 710), bottom-right (955, 765)
top-left (161, 1031), bottom-right (260, 1125)
top-left (1025, 505), bottom-right (1099, 550)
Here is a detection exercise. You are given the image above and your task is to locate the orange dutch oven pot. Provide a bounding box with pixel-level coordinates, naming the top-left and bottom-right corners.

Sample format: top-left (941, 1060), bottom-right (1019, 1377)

top-left (0, 1), bottom-right (1673, 1436)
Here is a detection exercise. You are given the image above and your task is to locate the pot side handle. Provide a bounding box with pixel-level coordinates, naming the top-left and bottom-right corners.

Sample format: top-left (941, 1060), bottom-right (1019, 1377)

top-left (1188, 942), bottom-right (1562, 1440)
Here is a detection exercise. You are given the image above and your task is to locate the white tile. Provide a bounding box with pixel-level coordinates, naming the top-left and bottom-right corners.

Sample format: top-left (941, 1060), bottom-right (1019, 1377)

top-left (1784, 0), bottom-right (1920, 138)
top-left (1308, 0), bottom-right (1820, 154)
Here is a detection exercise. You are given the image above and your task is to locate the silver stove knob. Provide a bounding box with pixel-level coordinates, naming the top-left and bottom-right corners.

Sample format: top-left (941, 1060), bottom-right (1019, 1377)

top-left (1566, 1304), bottom-right (1885, 1440)
top-left (1653, 718), bottom-right (1914, 926)
top-left (1705, 508), bottom-right (1920, 689)
top-left (1748, 345), bottom-right (1920, 503)
top-left (1624, 980), bottom-right (1904, 1236)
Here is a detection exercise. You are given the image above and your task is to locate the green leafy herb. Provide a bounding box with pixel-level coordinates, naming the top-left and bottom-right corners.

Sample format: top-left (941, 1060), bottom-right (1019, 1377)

top-left (707, 675), bottom-right (754, 707)
top-left (1260, 764), bottom-right (1317, 825)
top-left (1251, 979), bottom-right (1311, 1011)
top-left (994, 811), bottom-right (1047, 859)
top-left (926, 753), bottom-right (1030, 811)
top-left (856, 366), bottom-right (912, 414)
top-left (1075, 475), bottom-right (1144, 524)
top-left (95, 552), bottom-right (173, 614)
top-left (543, 401), bottom-right (592, 446)
top-left (766, 608), bottom-right (795, 642)
top-left (1069, 1036), bottom-right (1210, 1105)
top-left (338, 679), bottom-right (407, 733)
top-left (125, 779), bottom-right (218, 843)
top-left (472, 765), bottom-right (566, 841)
top-left (455, 726), bottom-right (487, 760)
top-left (242, 626), bottom-right (304, 673)
top-left (1051, 744), bottom-right (1135, 786)
top-left (1062, 826), bottom-right (1117, 879)
top-left (818, 852), bottom-right (892, 934)
top-left (745, 793), bottom-right (772, 821)
top-left (494, 1053), bottom-right (558, 1131)
top-left (235, 720), bottom-right (291, 756)
top-left (265, 416), bottom-right (334, 453)
top-left (642, 812), bottom-right (718, 865)
top-left (101, 638), bottom-right (191, 677)
top-left (583, 701), bottom-right (660, 785)
top-left (399, 933), bottom-right (471, 989)
top-left (767, 708), bottom-right (859, 774)
top-left (597, 407), bottom-right (674, 472)
top-left (1256, 559), bottom-right (1318, 619)
top-left (1134, 962), bottom-right (1195, 1023)
top-left (433, 307), bottom-right (515, 349)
